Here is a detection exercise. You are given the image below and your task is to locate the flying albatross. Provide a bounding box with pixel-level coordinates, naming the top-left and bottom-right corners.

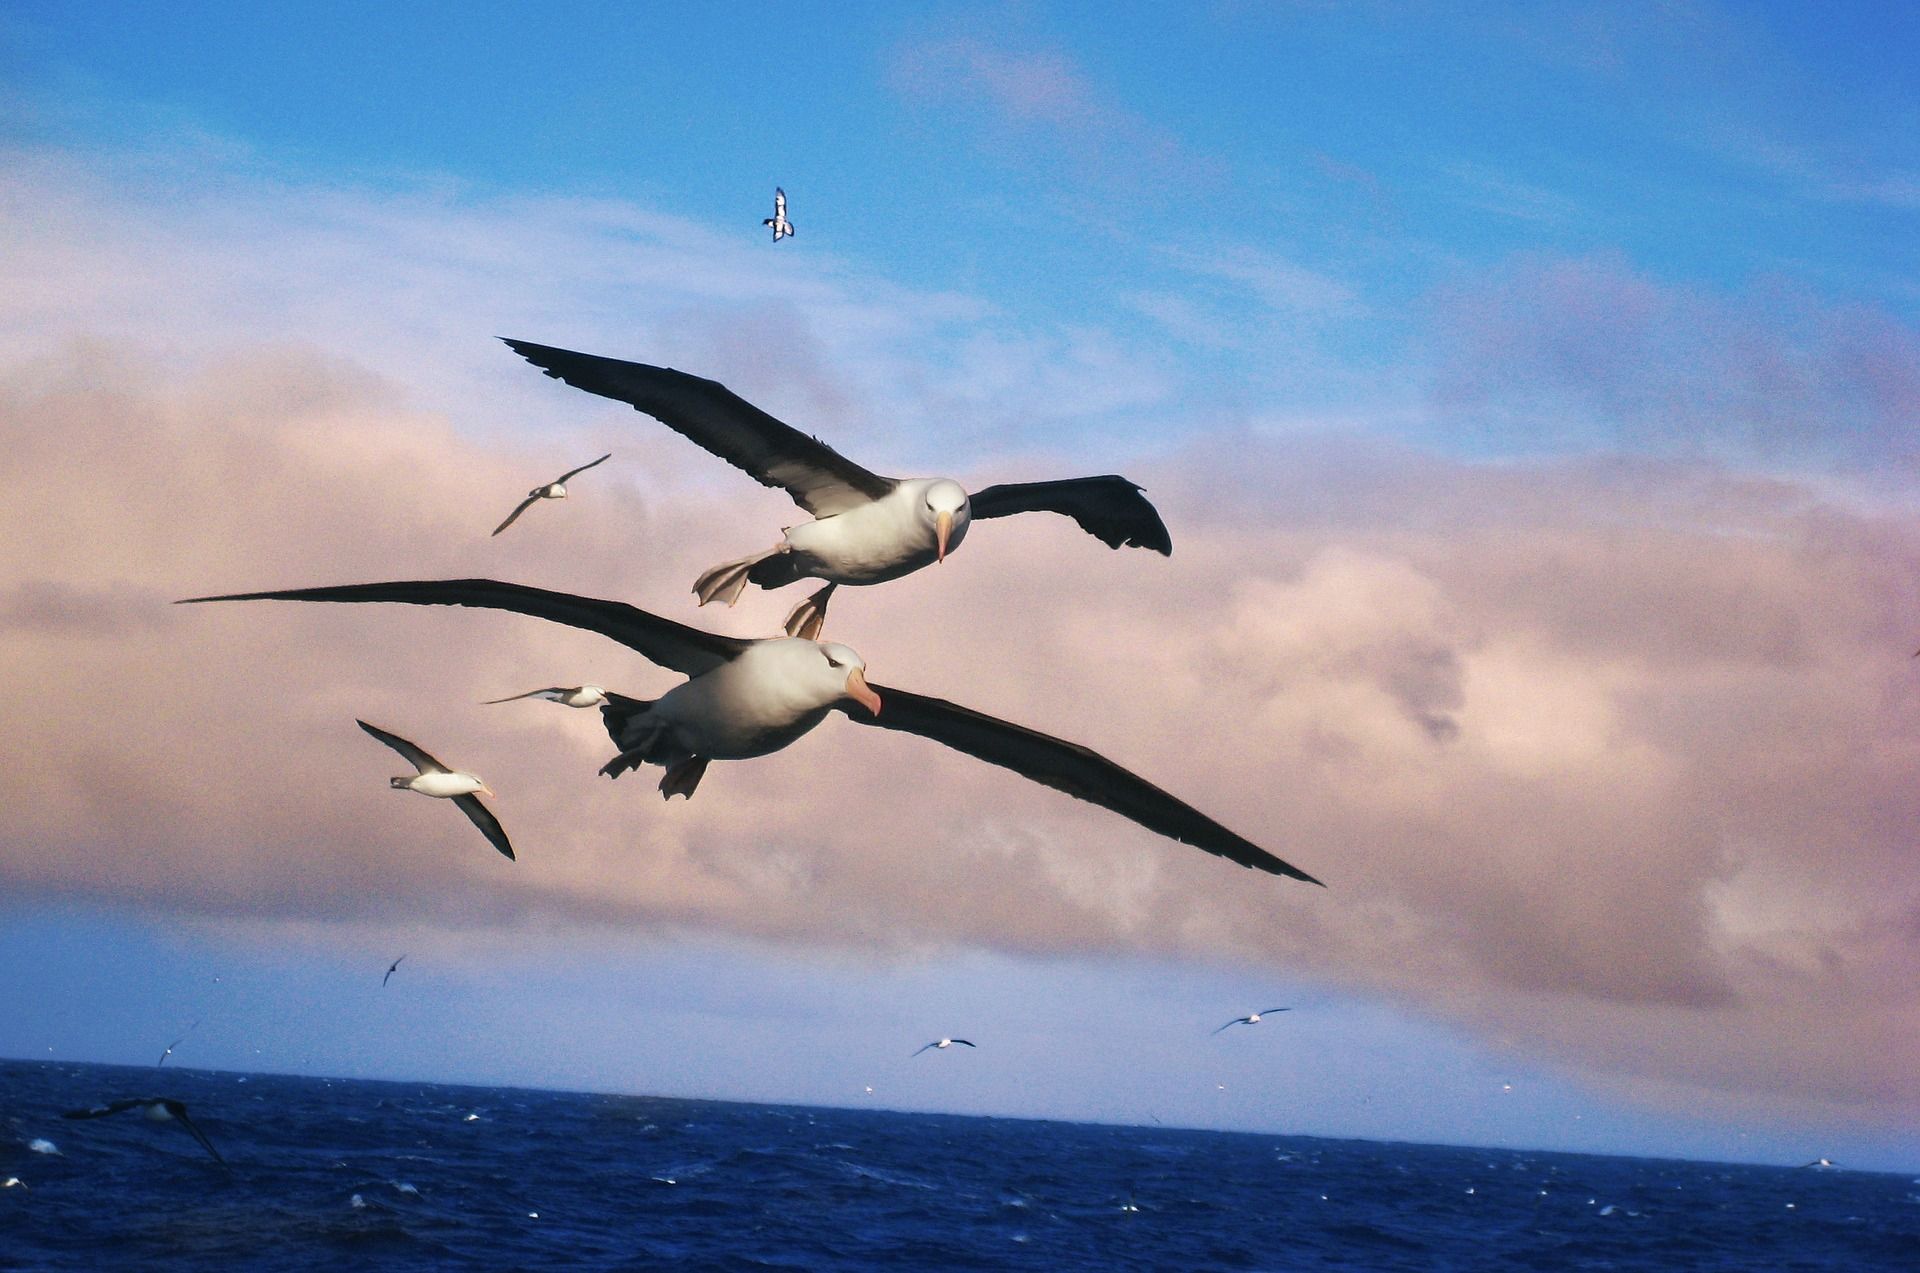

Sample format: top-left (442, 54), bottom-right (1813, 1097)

top-left (763, 187), bottom-right (793, 241)
top-left (1212, 1007), bottom-right (1289, 1035)
top-left (499, 340), bottom-right (1173, 639)
top-left (492, 452), bottom-right (611, 536)
top-left (358, 720), bottom-right (515, 861)
top-left (483, 684), bottom-right (608, 709)
top-left (180, 579), bottom-right (1320, 883)
top-left (61, 1098), bottom-right (227, 1168)
top-left (911, 1038), bottom-right (975, 1057)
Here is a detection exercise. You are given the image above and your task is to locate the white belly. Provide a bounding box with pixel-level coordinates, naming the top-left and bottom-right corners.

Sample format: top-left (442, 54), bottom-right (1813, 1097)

top-left (785, 482), bottom-right (969, 585)
top-left (650, 650), bottom-right (835, 759)
top-left (407, 773), bottom-right (483, 798)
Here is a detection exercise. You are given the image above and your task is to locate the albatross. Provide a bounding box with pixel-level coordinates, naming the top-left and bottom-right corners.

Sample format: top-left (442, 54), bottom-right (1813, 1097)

top-left (911, 1038), bottom-right (975, 1057)
top-left (492, 453), bottom-right (611, 536)
top-left (358, 720), bottom-right (515, 861)
top-left (61, 1098), bottom-right (227, 1168)
top-left (180, 579), bottom-right (1320, 883)
top-left (483, 684), bottom-right (608, 708)
top-left (499, 340), bottom-right (1173, 639)
top-left (1212, 1007), bottom-right (1289, 1035)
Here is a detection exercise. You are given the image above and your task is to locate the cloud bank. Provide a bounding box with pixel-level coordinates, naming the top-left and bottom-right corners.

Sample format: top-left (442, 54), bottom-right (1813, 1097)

top-left (2, 142), bottom-right (1915, 1131)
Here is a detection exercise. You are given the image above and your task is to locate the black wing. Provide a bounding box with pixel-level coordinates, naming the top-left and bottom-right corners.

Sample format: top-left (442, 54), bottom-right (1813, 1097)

top-left (62, 1098), bottom-right (155, 1120)
top-left (502, 340), bottom-right (895, 517)
top-left (840, 685), bottom-right (1320, 884)
top-left (180, 579), bottom-right (749, 678)
top-left (491, 494), bottom-right (541, 536)
top-left (1211, 1018), bottom-right (1249, 1035)
top-left (554, 452), bottom-right (612, 484)
top-left (1258, 1008), bottom-right (1290, 1017)
top-left (453, 793), bottom-right (515, 861)
top-left (968, 476), bottom-right (1172, 553)
top-left (950, 1039), bottom-right (975, 1048)
top-left (357, 720), bottom-right (449, 775)
top-left (910, 1042), bottom-right (935, 1057)
top-left (383, 956), bottom-right (404, 986)
top-left (169, 1108), bottom-right (227, 1167)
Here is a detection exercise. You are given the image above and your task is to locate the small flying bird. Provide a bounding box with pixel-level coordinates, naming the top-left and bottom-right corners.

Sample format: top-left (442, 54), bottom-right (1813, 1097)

top-left (382, 955), bottom-right (406, 987)
top-left (182, 581), bottom-right (1321, 882)
top-left (157, 1020), bottom-right (198, 1067)
top-left (1212, 1008), bottom-right (1289, 1035)
top-left (491, 453), bottom-right (611, 536)
top-left (60, 1098), bottom-right (227, 1167)
top-left (763, 187), bottom-right (793, 241)
top-left (1801, 1157), bottom-right (1838, 1169)
top-left (500, 340), bottom-right (1173, 639)
top-left (358, 720), bottom-right (515, 861)
top-left (483, 684), bottom-right (608, 709)
top-left (912, 1038), bottom-right (975, 1057)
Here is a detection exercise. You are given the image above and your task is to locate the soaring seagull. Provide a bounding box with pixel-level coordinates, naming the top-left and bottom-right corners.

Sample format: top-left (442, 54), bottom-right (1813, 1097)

top-left (61, 1099), bottom-right (227, 1168)
top-left (492, 453), bottom-right (611, 536)
top-left (1212, 1007), bottom-right (1290, 1035)
top-left (383, 955), bottom-right (406, 987)
top-left (358, 720), bottom-right (515, 861)
top-left (483, 684), bottom-right (608, 709)
top-left (500, 340), bottom-right (1173, 639)
top-left (181, 580), bottom-right (1321, 883)
top-left (763, 187), bottom-right (793, 241)
top-left (911, 1038), bottom-right (975, 1057)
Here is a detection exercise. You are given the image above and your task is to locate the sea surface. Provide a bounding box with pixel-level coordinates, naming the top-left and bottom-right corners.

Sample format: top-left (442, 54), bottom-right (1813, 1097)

top-left (1, 1060), bottom-right (1912, 1271)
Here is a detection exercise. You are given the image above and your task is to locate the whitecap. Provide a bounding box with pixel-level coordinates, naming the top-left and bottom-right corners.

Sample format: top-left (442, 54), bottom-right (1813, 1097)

top-left (27, 1139), bottom-right (58, 1156)
top-left (349, 1194), bottom-right (366, 1209)
top-left (392, 1181), bottom-right (419, 1196)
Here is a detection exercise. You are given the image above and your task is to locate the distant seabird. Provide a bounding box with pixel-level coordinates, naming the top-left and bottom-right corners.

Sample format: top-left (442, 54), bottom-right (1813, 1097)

top-left (491, 453), bottom-right (611, 536)
top-left (61, 1098), bottom-right (227, 1167)
top-left (912, 1038), bottom-right (975, 1057)
top-left (1212, 1008), bottom-right (1289, 1035)
top-left (383, 955), bottom-right (406, 987)
top-left (499, 340), bottom-right (1173, 638)
top-left (1801, 1157), bottom-right (1838, 1169)
top-left (483, 684), bottom-right (609, 708)
top-left (763, 187), bottom-right (793, 241)
top-left (358, 720), bottom-right (515, 861)
top-left (181, 580), bottom-right (1320, 882)
top-left (157, 1020), bottom-right (198, 1067)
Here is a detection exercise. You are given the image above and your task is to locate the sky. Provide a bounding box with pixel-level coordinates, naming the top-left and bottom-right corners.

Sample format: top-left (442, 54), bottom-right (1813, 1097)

top-left (1, 2), bottom-right (1916, 1172)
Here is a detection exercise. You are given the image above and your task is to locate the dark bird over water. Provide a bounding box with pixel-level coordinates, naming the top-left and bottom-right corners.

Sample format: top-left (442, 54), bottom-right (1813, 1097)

top-left (912, 1038), bottom-right (975, 1057)
top-left (61, 1098), bottom-right (227, 1167)
top-left (383, 955), bottom-right (406, 987)
top-left (492, 452), bottom-right (611, 536)
top-left (1213, 1008), bottom-right (1289, 1035)
top-left (180, 580), bottom-right (1320, 883)
top-left (500, 339), bottom-right (1173, 639)
top-left (358, 721), bottom-right (515, 861)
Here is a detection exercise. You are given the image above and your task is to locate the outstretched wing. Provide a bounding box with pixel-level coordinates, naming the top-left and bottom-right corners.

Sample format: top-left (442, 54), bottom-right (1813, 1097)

top-left (357, 720), bottom-right (449, 775)
top-left (169, 1108), bottom-right (227, 1167)
top-left (968, 476), bottom-right (1172, 554)
top-left (454, 793), bottom-right (516, 861)
top-left (62, 1099), bottom-right (153, 1120)
top-left (502, 340), bottom-right (895, 516)
top-left (1211, 1018), bottom-right (1248, 1035)
top-left (554, 452), bottom-right (612, 484)
top-left (181, 579), bottom-right (749, 678)
top-left (839, 685), bottom-right (1320, 884)
top-left (950, 1039), bottom-right (975, 1048)
top-left (491, 494), bottom-right (542, 536)
top-left (1258, 1008), bottom-right (1289, 1017)
top-left (483, 688), bottom-right (565, 704)
top-left (910, 1042), bottom-right (935, 1057)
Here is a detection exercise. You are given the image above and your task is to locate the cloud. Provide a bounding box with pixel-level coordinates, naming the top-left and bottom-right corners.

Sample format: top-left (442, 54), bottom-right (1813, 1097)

top-left (1426, 252), bottom-right (1920, 474)
top-left (3, 139), bottom-right (1916, 1130)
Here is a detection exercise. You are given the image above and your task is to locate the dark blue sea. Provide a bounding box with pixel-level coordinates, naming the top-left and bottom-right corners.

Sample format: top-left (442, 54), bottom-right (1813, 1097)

top-left (1, 1060), bottom-right (1913, 1270)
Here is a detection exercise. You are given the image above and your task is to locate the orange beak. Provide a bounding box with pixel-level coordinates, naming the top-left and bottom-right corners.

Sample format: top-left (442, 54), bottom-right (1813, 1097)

top-left (935, 510), bottom-right (953, 563)
top-left (844, 667), bottom-right (882, 716)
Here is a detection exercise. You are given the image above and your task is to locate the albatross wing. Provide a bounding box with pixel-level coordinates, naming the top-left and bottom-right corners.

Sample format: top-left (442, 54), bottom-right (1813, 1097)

top-left (501, 340), bottom-right (894, 517)
top-left (839, 683), bottom-right (1320, 884)
top-left (357, 720), bottom-right (450, 775)
top-left (181, 579), bottom-right (749, 678)
top-left (453, 793), bottom-right (515, 861)
top-left (968, 476), bottom-right (1173, 554)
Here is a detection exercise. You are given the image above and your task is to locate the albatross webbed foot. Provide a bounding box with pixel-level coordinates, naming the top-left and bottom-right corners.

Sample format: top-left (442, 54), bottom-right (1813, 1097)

top-left (782, 583), bottom-right (837, 641)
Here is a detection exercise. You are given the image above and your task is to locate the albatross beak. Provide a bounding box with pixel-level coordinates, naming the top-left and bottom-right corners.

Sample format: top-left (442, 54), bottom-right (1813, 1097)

top-left (844, 668), bottom-right (882, 716)
top-left (936, 510), bottom-right (953, 563)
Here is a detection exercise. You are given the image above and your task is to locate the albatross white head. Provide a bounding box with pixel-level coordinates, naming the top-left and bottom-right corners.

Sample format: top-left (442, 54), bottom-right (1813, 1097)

top-left (923, 480), bottom-right (971, 563)
top-left (816, 641), bottom-right (881, 716)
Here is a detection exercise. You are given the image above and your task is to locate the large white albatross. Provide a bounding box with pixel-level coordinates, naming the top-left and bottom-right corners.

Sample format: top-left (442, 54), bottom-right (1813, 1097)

top-left (358, 720), bottom-right (516, 861)
top-left (499, 340), bottom-right (1173, 639)
top-left (180, 579), bottom-right (1321, 883)
top-left (492, 452), bottom-right (611, 536)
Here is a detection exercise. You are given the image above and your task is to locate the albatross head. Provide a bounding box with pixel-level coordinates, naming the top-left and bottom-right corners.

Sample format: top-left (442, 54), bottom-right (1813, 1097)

top-left (923, 480), bottom-right (970, 562)
top-left (817, 641), bottom-right (881, 716)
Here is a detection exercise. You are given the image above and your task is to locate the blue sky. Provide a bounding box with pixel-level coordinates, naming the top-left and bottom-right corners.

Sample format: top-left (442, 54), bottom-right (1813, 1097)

top-left (1, 3), bottom-right (1916, 1173)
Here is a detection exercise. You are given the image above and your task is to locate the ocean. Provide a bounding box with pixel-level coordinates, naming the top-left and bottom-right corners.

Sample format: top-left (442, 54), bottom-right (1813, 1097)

top-left (1, 1059), bottom-right (1912, 1270)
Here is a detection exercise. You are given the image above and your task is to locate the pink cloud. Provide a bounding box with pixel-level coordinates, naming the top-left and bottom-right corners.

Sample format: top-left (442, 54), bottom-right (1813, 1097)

top-left (2, 342), bottom-right (1916, 1129)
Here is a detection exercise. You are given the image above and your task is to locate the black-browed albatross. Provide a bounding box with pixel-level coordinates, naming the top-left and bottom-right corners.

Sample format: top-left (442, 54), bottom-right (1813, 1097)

top-left (180, 579), bottom-right (1320, 883)
top-left (483, 684), bottom-right (608, 708)
top-left (1212, 1007), bottom-right (1289, 1035)
top-left (61, 1098), bottom-right (227, 1167)
top-left (491, 452), bottom-right (611, 536)
top-left (499, 340), bottom-right (1173, 639)
top-left (358, 720), bottom-right (515, 861)
top-left (911, 1038), bottom-right (975, 1057)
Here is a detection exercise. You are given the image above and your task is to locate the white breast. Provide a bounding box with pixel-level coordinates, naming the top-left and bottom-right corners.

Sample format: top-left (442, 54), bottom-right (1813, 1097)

top-left (407, 772), bottom-right (484, 798)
